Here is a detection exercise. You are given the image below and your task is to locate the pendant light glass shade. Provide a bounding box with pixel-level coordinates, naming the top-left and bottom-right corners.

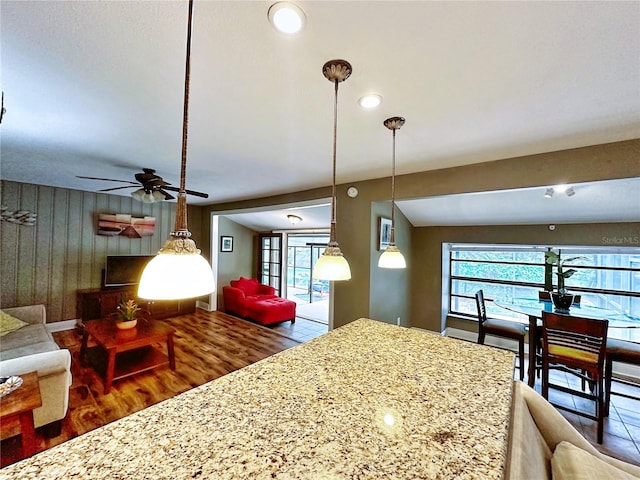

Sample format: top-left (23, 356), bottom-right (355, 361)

top-left (378, 244), bottom-right (406, 269)
top-left (138, 0), bottom-right (215, 301)
top-left (138, 240), bottom-right (215, 299)
top-left (314, 245), bottom-right (351, 281)
top-left (313, 59), bottom-right (352, 281)
top-left (378, 116), bottom-right (406, 269)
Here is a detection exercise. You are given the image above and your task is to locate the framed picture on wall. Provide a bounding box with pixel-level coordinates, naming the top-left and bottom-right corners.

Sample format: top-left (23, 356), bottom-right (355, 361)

top-left (378, 217), bottom-right (392, 251)
top-left (221, 236), bottom-right (234, 252)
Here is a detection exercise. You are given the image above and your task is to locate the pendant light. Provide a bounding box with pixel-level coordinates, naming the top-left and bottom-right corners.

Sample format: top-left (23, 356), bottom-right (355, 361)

top-left (313, 60), bottom-right (352, 281)
top-left (378, 116), bottom-right (406, 269)
top-left (138, 0), bottom-right (215, 300)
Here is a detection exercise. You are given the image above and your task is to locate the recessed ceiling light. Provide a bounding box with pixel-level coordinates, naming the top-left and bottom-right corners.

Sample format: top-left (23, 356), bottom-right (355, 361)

top-left (268, 2), bottom-right (306, 35)
top-left (358, 94), bottom-right (382, 109)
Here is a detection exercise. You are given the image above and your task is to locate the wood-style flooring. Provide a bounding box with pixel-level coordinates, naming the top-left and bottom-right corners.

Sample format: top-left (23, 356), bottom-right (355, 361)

top-left (0, 310), bottom-right (299, 467)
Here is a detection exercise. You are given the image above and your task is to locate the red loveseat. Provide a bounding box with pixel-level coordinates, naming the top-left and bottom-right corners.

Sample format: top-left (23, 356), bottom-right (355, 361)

top-left (222, 277), bottom-right (296, 326)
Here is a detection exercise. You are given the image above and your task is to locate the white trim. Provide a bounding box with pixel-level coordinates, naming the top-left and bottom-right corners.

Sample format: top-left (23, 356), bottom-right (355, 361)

top-left (196, 300), bottom-right (211, 312)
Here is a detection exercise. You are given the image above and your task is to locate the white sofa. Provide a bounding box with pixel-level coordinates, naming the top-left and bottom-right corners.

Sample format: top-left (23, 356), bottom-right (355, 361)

top-left (506, 380), bottom-right (640, 479)
top-left (0, 305), bottom-right (72, 438)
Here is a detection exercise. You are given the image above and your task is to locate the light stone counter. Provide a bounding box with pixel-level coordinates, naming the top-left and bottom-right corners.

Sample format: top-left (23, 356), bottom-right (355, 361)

top-left (1, 318), bottom-right (515, 480)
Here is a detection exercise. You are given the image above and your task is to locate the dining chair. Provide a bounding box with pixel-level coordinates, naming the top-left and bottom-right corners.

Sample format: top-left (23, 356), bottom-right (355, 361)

top-left (538, 291), bottom-right (551, 301)
top-left (604, 338), bottom-right (640, 417)
top-left (541, 311), bottom-right (608, 443)
top-left (475, 290), bottom-right (527, 380)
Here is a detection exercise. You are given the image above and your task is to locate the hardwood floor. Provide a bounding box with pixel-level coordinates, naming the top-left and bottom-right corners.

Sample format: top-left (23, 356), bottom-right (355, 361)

top-left (0, 310), bottom-right (300, 467)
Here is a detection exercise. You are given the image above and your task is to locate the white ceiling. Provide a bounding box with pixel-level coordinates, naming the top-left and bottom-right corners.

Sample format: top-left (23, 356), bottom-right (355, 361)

top-left (1, 1), bottom-right (639, 211)
top-left (397, 177), bottom-right (640, 227)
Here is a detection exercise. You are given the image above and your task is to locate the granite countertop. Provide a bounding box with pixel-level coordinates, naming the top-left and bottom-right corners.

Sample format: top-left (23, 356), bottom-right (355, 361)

top-left (1, 318), bottom-right (515, 480)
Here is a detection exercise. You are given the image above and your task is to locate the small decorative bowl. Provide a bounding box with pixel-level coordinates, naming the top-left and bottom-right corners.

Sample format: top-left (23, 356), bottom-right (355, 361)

top-left (0, 376), bottom-right (24, 397)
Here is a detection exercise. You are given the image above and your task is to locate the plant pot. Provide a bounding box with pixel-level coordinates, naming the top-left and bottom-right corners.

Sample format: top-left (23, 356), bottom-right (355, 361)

top-left (116, 319), bottom-right (137, 330)
top-left (551, 292), bottom-right (574, 312)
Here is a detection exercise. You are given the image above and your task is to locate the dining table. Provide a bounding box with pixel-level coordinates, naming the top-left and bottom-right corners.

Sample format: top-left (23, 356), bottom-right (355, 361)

top-left (494, 297), bottom-right (640, 387)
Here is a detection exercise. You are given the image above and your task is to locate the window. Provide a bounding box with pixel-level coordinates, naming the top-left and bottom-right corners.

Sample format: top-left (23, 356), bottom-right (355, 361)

top-left (448, 244), bottom-right (640, 324)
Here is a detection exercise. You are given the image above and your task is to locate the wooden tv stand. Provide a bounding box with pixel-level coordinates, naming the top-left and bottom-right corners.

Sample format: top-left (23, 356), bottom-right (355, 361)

top-left (76, 286), bottom-right (196, 329)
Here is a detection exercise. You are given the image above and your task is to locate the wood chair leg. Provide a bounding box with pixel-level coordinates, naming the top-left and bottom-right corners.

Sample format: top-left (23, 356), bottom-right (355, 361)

top-left (604, 357), bottom-right (613, 417)
top-left (597, 376), bottom-right (604, 444)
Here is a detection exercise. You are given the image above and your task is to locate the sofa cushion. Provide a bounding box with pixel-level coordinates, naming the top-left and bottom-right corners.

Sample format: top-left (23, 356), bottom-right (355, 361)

top-left (506, 381), bottom-right (552, 480)
top-left (551, 441), bottom-right (639, 480)
top-left (0, 340), bottom-right (60, 361)
top-left (0, 324), bottom-right (54, 356)
top-left (0, 310), bottom-right (28, 337)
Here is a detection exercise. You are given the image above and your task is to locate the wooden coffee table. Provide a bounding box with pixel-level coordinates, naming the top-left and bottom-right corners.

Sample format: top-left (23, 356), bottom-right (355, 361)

top-left (80, 318), bottom-right (176, 393)
top-left (0, 371), bottom-right (42, 457)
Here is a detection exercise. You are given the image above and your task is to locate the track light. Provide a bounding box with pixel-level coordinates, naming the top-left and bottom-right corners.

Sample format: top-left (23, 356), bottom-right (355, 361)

top-left (544, 188), bottom-right (554, 198)
top-left (565, 187), bottom-right (575, 197)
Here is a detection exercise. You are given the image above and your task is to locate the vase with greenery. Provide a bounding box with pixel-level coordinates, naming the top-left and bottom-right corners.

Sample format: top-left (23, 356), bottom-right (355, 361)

top-left (544, 250), bottom-right (585, 311)
top-left (116, 299), bottom-right (140, 329)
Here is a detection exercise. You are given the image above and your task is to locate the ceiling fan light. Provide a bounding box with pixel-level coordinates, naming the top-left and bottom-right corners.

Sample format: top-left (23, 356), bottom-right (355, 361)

top-left (131, 188), bottom-right (145, 200)
top-left (313, 245), bottom-right (351, 281)
top-left (152, 190), bottom-right (165, 201)
top-left (378, 244), bottom-right (407, 269)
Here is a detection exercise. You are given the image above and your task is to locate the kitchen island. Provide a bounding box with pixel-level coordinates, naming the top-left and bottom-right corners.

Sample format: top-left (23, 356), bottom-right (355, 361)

top-left (0, 318), bottom-right (515, 479)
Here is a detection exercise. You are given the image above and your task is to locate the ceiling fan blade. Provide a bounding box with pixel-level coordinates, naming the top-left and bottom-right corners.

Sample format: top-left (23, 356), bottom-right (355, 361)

top-left (77, 176), bottom-right (138, 185)
top-left (98, 185), bottom-right (137, 192)
top-left (158, 189), bottom-right (175, 200)
top-left (163, 186), bottom-right (209, 198)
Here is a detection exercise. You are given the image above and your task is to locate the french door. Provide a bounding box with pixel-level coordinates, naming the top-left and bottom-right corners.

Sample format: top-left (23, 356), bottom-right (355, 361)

top-left (258, 233), bottom-right (282, 296)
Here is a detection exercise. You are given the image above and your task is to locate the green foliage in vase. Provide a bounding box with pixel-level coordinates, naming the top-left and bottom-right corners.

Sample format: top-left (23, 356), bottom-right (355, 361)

top-left (117, 299), bottom-right (140, 322)
top-left (544, 250), bottom-right (586, 294)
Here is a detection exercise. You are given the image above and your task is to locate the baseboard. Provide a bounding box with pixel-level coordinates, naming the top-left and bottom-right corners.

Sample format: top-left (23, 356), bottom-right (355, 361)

top-left (196, 301), bottom-right (211, 311)
top-left (443, 327), bottom-right (640, 383)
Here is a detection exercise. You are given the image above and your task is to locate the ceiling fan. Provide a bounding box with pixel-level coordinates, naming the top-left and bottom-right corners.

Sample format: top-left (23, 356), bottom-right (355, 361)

top-left (77, 168), bottom-right (209, 203)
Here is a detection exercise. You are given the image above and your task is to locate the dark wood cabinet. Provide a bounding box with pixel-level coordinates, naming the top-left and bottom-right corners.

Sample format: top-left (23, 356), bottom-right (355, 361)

top-left (76, 287), bottom-right (196, 327)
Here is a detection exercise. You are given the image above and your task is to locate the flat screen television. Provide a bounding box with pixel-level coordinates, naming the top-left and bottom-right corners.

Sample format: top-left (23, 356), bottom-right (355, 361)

top-left (104, 255), bottom-right (155, 287)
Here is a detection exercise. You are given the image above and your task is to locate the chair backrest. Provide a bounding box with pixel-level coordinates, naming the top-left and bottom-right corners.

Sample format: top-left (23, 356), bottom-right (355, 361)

top-left (474, 290), bottom-right (487, 325)
top-left (541, 311), bottom-right (608, 373)
top-left (538, 291), bottom-right (551, 301)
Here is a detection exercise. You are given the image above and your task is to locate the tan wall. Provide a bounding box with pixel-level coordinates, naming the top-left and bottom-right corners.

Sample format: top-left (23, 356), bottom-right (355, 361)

top-left (215, 216), bottom-right (257, 310)
top-left (369, 201), bottom-right (412, 326)
top-left (0, 180), bottom-right (196, 323)
top-left (201, 139), bottom-right (640, 329)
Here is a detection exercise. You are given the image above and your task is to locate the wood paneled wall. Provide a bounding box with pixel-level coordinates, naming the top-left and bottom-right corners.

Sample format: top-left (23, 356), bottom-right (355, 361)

top-left (0, 181), bottom-right (184, 323)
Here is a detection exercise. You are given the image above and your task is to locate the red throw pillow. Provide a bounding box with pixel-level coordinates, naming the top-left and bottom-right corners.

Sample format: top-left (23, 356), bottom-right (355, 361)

top-left (236, 277), bottom-right (259, 295)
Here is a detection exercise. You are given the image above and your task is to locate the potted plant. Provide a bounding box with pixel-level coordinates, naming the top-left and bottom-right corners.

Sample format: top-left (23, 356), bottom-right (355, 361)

top-left (544, 250), bottom-right (585, 311)
top-left (116, 299), bottom-right (140, 329)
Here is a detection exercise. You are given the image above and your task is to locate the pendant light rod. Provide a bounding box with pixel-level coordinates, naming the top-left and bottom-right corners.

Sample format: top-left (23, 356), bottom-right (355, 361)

top-left (174, 0), bottom-right (194, 236)
top-left (313, 60), bottom-right (352, 281)
top-left (137, 0), bottom-right (215, 300)
top-left (379, 116), bottom-right (406, 269)
top-left (384, 116), bottom-right (405, 245)
top-left (322, 59), bottom-right (351, 245)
